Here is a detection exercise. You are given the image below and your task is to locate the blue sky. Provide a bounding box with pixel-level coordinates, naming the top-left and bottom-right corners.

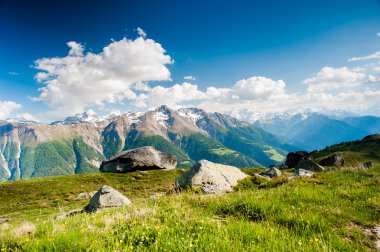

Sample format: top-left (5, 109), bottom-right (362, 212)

top-left (1, 0), bottom-right (380, 122)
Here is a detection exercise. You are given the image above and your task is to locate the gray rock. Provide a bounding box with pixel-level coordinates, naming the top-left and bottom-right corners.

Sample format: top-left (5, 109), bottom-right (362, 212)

top-left (360, 161), bottom-right (373, 169)
top-left (148, 193), bottom-right (165, 199)
top-left (259, 167), bottom-right (282, 178)
top-left (296, 159), bottom-right (324, 172)
top-left (56, 209), bottom-right (84, 219)
top-left (294, 168), bottom-right (315, 177)
top-left (319, 153), bottom-right (344, 167)
top-left (254, 173), bottom-right (271, 180)
top-left (175, 160), bottom-right (248, 194)
top-left (73, 192), bottom-right (90, 201)
top-left (100, 146), bottom-right (177, 172)
top-left (86, 185), bottom-right (132, 212)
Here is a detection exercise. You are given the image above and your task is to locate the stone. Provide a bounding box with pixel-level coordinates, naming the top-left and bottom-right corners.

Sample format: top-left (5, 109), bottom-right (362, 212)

top-left (100, 146), bottom-right (177, 172)
top-left (175, 160), bottom-right (248, 194)
top-left (56, 209), bottom-right (84, 219)
top-left (86, 185), bottom-right (132, 212)
top-left (89, 191), bottom-right (97, 197)
top-left (294, 169), bottom-right (315, 177)
top-left (148, 193), bottom-right (165, 199)
top-left (259, 167), bottom-right (282, 178)
top-left (319, 153), bottom-right (344, 167)
top-left (73, 192), bottom-right (90, 201)
top-left (296, 159), bottom-right (324, 172)
top-left (285, 151), bottom-right (313, 168)
top-left (360, 161), bottom-right (373, 169)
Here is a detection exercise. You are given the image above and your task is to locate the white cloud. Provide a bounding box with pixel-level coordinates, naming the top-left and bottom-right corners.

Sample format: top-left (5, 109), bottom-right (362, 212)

top-left (15, 113), bottom-right (39, 122)
top-left (135, 82), bottom-right (207, 108)
top-left (303, 66), bottom-right (365, 92)
top-left (137, 27), bottom-right (147, 38)
top-left (377, 32), bottom-right (380, 37)
top-left (33, 34), bottom-right (173, 119)
top-left (0, 101), bottom-right (22, 119)
top-left (348, 51), bottom-right (380, 62)
top-left (184, 75), bottom-right (196, 81)
top-left (8, 72), bottom-right (19, 76)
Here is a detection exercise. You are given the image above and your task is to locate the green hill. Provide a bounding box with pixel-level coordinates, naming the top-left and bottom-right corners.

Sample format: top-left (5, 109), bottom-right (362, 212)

top-left (312, 134), bottom-right (380, 167)
top-left (0, 160), bottom-right (379, 251)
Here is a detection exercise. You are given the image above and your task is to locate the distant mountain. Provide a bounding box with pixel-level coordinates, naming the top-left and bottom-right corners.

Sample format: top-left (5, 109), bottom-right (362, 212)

top-left (0, 106), bottom-right (296, 181)
top-left (342, 116), bottom-right (380, 135)
top-left (254, 113), bottom-right (375, 151)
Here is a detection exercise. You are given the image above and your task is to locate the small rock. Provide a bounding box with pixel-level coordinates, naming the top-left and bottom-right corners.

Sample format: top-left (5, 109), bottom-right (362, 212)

top-left (73, 192), bottom-right (90, 201)
top-left (319, 153), bottom-right (344, 167)
top-left (85, 185), bottom-right (132, 212)
top-left (149, 193), bottom-right (165, 199)
top-left (56, 209), bottom-right (84, 219)
top-left (89, 191), bottom-right (97, 197)
top-left (361, 161), bottom-right (373, 169)
top-left (296, 159), bottom-right (324, 172)
top-left (254, 173), bottom-right (271, 180)
top-left (294, 169), bottom-right (315, 177)
top-left (259, 167), bottom-right (282, 178)
top-left (175, 160), bottom-right (248, 194)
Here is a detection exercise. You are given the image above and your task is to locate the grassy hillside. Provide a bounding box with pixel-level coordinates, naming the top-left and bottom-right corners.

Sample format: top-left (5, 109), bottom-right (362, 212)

top-left (0, 161), bottom-right (379, 251)
top-left (312, 134), bottom-right (380, 167)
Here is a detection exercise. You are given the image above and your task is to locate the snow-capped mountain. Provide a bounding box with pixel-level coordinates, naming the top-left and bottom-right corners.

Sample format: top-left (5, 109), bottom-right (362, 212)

top-left (0, 105), bottom-right (296, 181)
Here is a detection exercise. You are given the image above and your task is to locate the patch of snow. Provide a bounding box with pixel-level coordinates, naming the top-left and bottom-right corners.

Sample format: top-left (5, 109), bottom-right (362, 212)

top-left (177, 108), bottom-right (204, 125)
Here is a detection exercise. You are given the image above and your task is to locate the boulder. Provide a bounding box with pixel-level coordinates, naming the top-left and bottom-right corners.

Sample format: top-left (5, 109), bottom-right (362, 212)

top-left (86, 185), bottom-right (132, 212)
top-left (319, 153), bottom-right (344, 167)
top-left (360, 161), bottom-right (373, 169)
top-left (100, 146), bottom-right (177, 172)
top-left (294, 169), bottom-right (315, 177)
top-left (259, 167), bottom-right (282, 178)
top-left (296, 159), bottom-right (324, 172)
top-left (285, 151), bottom-right (313, 168)
top-left (175, 160), bottom-right (248, 194)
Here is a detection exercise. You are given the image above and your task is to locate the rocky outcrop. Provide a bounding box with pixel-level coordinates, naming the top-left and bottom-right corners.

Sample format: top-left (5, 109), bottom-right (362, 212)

top-left (319, 153), bottom-right (344, 167)
top-left (56, 209), bottom-right (84, 219)
top-left (175, 160), bottom-right (248, 194)
top-left (85, 185), bottom-right (132, 212)
top-left (294, 169), bottom-right (315, 177)
top-left (296, 159), bottom-right (324, 172)
top-left (259, 167), bottom-right (282, 178)
top-left (100, 146), bottom-right (177, 172)
top-left (285, 151), bottom-right (313, 168)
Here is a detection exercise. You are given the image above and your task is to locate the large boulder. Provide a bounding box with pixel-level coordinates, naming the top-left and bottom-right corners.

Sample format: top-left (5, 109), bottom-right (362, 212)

top-left (86, 185), bottom-right (132, 212)
top-left (100, 146), bottom-right (177, 172)
top-left (259, 167), bottom-right (282, 178)
top-left (285, 151), bottom-right (313, 168)
top-left (319, 153), bottom-right (344, 167)
top-left (175, 160), bottom-right (248, 194)
top-left (296, 159), bottom-right (324, 172)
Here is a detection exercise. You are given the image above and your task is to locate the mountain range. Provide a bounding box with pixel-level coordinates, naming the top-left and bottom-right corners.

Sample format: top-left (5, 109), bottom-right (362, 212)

top-left (253, 113), bottom-right (380, 151)
top-left (0, 106), bottom-right (295, 181)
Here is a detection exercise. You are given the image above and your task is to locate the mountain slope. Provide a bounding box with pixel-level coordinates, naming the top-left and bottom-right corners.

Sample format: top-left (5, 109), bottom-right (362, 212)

top-left (0, 106), bottom-right (296, 181)
top-left (343, 116), bottom-right (380, 135)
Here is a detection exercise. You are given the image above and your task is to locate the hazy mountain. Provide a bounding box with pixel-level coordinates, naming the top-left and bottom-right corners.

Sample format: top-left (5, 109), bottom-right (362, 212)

top-left (0, 106), bottom-right (296, 181)
top-left (342, 116), bottom-right (380, 135)
top-left (254, 113), bottom-right (373, 151)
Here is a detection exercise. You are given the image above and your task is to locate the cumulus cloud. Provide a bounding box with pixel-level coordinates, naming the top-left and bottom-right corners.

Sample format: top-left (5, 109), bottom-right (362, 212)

top-left (33, 34), bottom-right (173, 119)
top-left (137, 27), bottom-right (147, 38)
top-left (184, 75), bottom-right (196, 81)
top-left (348, 51), bottom-right (380, 62)
top-left (303, 67), bottom-right (365, 92)
top-left (0, 101), bottom-right (22, 119)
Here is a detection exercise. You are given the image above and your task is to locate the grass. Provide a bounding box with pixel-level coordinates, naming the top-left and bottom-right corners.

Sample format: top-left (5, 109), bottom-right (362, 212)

top-left (263, 146), bottom-right (285, 163)
top-left (0, 164), bottom-right (379, 251)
